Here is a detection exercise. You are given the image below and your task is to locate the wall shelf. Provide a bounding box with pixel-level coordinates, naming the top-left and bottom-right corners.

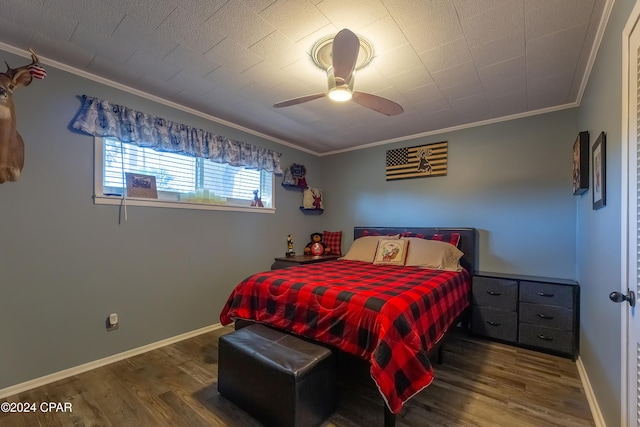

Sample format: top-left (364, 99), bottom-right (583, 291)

top-left (282, 184), bottom-right (307, 190)
top-left (299, 207), bottom-right (323, 214)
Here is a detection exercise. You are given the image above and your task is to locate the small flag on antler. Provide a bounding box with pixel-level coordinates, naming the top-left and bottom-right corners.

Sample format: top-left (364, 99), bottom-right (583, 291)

top-left (28, 63), bottom-right (46, 79)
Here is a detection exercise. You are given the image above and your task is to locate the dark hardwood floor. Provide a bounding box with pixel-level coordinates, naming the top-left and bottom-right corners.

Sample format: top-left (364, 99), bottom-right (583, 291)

top-left (0, 325), bottom-right (594, 427)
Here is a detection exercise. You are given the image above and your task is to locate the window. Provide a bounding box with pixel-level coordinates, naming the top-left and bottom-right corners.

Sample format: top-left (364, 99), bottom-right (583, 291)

top-left (94, 138), bottom-right (274, 213)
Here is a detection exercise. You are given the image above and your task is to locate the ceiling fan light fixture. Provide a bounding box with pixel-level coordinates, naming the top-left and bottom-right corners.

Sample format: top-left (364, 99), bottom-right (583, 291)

top-left (274, 29), bottom-right (403, 116)
top-left (328, 86), bottom-right (353, 102)
top-left (326, 65), bottom-right (355, 102)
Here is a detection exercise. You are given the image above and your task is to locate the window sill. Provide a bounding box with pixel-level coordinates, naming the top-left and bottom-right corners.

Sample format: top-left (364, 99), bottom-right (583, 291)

top-left (94, 195), bottom-right (275, 214)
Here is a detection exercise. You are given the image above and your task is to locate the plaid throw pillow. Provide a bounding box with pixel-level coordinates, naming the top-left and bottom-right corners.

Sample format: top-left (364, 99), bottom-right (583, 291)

top-left (399, 232), bottom-right (461, 247)
top-left (323, 230), bottom-right (342, 256)
top-left (430, 233), bottom-right (461, 247)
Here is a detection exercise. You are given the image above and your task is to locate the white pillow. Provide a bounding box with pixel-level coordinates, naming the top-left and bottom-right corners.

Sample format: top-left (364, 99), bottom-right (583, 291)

top-left (339, 235), bottom-right (400, 263)
top-left (403, 238), bottom-right (463, 271)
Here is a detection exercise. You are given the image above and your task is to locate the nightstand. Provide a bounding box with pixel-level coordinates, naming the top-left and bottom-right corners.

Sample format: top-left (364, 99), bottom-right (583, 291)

top-left (470, 272), bottom-right (579, 360)
top-left (271, 254), bottom-right (340, 270)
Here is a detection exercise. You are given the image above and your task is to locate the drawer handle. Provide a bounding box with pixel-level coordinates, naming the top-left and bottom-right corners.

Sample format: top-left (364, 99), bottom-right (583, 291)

top-left (537, 292), bottom-right (555, 297)
top-left (537, 334), bottom-right (554, 341)
top-left (486, 291), bottom-right (501, 296)
top-left (536, 314), bottom-right (554, 320)
top-left (486, 321), bottom-right (501, 327)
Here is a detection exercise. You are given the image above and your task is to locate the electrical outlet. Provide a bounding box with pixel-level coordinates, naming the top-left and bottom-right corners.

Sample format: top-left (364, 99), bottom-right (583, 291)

top-left (106, 313), bottom-right (119, 331)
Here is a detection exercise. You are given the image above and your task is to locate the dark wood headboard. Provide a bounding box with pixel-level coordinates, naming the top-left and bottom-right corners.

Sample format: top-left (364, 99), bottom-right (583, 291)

top-left (353, 227), bottom-right (478, 275)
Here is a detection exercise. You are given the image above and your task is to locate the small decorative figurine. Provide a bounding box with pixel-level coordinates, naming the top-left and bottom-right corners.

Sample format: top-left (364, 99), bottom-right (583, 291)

top-left (286, 234), bottom-right (295, 257)
top-left (251, 189), bottom-right (264, 207)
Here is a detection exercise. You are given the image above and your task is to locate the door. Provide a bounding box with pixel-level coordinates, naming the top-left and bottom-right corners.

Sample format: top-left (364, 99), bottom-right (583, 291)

top-left (622, 5), bottom-right (640, 426)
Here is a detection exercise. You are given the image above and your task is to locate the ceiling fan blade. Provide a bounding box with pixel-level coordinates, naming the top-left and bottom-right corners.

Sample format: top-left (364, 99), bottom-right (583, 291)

top-left (352, 92), bottom-right (404, 116)
top-left (273, 93), bottom-right (326, 108)
top-left (332, 29), bottom-right (360, 82)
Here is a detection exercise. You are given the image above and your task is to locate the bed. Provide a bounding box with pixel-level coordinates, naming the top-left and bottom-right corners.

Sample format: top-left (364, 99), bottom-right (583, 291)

top-left (219, 227), bottom-right (478, 426)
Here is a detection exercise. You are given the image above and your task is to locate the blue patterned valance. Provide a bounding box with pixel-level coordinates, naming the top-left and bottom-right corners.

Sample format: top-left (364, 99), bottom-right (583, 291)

top-left (72, 95), bottom-right (282, 174)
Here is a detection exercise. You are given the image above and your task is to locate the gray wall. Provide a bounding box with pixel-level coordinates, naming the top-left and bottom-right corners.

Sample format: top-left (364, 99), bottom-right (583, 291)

top-left (0, 54), bottom-right (322, 390)
top-left (576, 1), bottom-right (637, 426)
top-left (321, 109), bottom-right (579, 279)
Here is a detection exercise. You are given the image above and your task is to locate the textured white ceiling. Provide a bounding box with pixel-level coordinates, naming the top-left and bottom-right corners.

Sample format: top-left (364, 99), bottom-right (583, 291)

top-left (0, 0), bottom-right (608, 154)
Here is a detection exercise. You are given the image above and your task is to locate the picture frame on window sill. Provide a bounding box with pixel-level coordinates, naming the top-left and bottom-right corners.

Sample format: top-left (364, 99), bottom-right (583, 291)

top-left (572, 131), bottom-right (589, 195)
top-left (592, 132), bottom-right (606, 210)
top-left (125, 172), bottom-right (158, 199)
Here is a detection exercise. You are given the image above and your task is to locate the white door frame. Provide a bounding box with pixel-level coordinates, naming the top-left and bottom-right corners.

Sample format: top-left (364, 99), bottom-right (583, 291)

top-left (621, 3), bottom-right (640, 426)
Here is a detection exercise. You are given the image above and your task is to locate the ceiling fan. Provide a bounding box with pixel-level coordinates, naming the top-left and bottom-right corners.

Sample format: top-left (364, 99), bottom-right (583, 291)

top-left (273, 29), bottom-right (404, 116)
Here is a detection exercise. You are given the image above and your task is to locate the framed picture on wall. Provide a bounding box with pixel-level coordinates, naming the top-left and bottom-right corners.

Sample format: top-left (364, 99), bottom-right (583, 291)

top-left (572, 131), bottom-right (589, 195)
top-left (592, 132), bottom-right (606, 210)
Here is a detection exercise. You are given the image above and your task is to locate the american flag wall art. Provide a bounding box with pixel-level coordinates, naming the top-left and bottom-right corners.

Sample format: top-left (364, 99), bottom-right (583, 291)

top-left (385, 141), bottom-right (448, 181)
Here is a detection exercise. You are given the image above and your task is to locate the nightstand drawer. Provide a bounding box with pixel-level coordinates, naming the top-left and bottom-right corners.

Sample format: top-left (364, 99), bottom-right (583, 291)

top-left (518, 324), bottom-right (574, 355)
top-left (472, 277), bottom-right (517, 310)
top-left (471, 306), bottom-right (517, 342)
top-left (519, 302), bottom-right (573, 330)
top-left (519, 281), bottom-right (573, 308)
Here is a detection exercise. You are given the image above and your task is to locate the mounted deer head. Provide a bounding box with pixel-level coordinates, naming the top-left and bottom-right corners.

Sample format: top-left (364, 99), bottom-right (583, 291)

top-left (0, 49), bottom-right (41, 183)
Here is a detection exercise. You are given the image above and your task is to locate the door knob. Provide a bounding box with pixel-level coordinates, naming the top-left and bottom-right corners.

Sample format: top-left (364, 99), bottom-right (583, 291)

top-left (609, 290), bottom-right (636, 307)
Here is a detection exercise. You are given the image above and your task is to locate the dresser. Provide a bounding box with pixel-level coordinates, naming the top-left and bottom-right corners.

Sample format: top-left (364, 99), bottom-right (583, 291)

top-left (271, 254), bottom-right (340, 270)
top-left (470, 272), bottom-right (579, 360)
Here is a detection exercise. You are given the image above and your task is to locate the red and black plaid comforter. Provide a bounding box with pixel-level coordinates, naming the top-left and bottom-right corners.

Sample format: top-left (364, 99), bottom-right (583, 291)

top-left (219, 260), bottom-right (471, 413)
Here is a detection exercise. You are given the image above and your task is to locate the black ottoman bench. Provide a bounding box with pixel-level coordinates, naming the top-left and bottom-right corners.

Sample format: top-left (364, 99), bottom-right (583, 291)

top-left (218, 323), bottom-right (336, 427)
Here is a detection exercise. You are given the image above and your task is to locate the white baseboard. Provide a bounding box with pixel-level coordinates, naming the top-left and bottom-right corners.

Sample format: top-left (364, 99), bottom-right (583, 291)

top-left (0, 323), bottom-right (224, 400)
top-left (576, 355), bottom-right (606, 427)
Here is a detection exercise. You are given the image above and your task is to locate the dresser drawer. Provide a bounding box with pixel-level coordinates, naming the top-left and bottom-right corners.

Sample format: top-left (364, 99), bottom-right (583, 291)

top-left (471, 306), bottom-right (517, 342)
top-left (519, 281), bottom-right (574, 308)
top-left (518, 324), bottom-right (574, 355)
top-left (519, 302), bottom-right (573, 331)
top-left (472, 277), bottom-right (518, 310)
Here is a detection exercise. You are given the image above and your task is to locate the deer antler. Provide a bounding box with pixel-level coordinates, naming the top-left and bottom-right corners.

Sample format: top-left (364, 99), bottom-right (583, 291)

top-left (4, 48), bottom-right (40, 80)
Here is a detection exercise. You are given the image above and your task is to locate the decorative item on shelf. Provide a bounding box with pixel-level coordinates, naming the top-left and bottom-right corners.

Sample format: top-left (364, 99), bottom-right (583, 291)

top-left (300, 187), bottom-right (323, 213)
top-left (282, 163), bottom-right (307, 189)
top-left (251, 189), bottom-right (264, 207)
top-left (125, 172), bottom-right (158, 199)
top-left (304, 233), bottom-right (331, 256)
top-left (286, 234), bottom-right (295, 257)
top-left (572, 131), bottom-right (589, 195)
top-left (592, 131), bottom-right (606, 210)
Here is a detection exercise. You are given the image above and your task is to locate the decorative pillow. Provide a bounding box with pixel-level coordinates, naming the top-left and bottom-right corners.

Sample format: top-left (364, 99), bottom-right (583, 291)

top-left (323, 230), bottom-right (342, 256)
top-left (339, 235), bottom-right (400, 263)
top-left (373, 239), bottom-right (409, 266)
top-left (302, 187), bottom-right (323, 209)
top-left (403, 238), bottom-right (463, 271)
